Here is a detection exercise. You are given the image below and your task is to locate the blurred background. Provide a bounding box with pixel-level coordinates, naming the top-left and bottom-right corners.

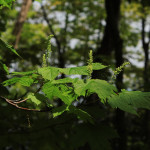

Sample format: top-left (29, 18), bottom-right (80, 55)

top-left (0, 0), bottom-right (150, 150)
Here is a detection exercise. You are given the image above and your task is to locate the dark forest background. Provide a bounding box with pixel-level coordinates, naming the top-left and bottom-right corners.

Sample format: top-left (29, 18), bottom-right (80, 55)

top-left (0, 0), bottom-right (150, 150)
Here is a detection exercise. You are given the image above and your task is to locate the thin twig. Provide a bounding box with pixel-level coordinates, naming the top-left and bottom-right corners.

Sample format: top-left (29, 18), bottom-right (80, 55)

top-left (0, 96), bottom-right (52, 112)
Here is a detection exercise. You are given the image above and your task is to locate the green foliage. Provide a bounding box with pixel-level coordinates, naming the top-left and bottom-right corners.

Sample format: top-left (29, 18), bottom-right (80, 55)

top-left (0, 0), bottom-right (15, 9)
top-left (42, 82), bottom-right (76, 105)
top-left (1, 39), bottom-right (150, 124)
top-left (70, 124), bottom-right (118, 150)
top-left (0, 61), bottom-right (9, 74)
top-left (38, 63), bottom-right (106, 81)
top-left (68, 105), bottom-right (94, 123)
top-left (2, 77), bottom-right (20, 86)
top-left (73, 79), bottom-right (117, 102)
top-left (0, 39), bottom-right (21, 57)
top-left (18, 76), bottom-right (35, 87)
top-left (3, 74), bottom-right (38, 87)
top-left (46, 35), bottom-right (53, 58)
top-left (11, 70), bottom-right (37, 76)
top-left (42, 54), bottom-right (47, 67)
top-left (87, 50), bottom-right (93, 79)
top-left (2, 37), bottom-right (150, 124)
top-left (1, 1), bottom-right (150, 149)
top-left (2, 53), bottom-right (110, 122)
top-left (38, 67), bottom-right (59, 81)
top-left (34, 0), bottom-right (42, 2)
top-left (60, 63), bottom-right (106, 75)
top-left (42, 35), bottom-right (54, 67)
top-left (3, 55), bottom-right (150, 120)
top-left (52, 105), bottom-right (93, 123)
top-left (112, 62), bottom-right (130, 79)
top-left (52, 105), bottom-right (68, 117)
top-left (27, 93), bottom-right (41, 106)
top-left (108, 90), bottom-right (150, 115)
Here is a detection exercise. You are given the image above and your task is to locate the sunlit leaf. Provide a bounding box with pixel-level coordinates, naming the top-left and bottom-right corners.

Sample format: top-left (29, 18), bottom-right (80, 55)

top-left (73, 79), bottom-right (117, 102)
top-left (38, 67), bottom-right (59, 81)
top-left (42, 82), bottom-right (76, 105)
top-left (27, 93), bottom-right (41, 105)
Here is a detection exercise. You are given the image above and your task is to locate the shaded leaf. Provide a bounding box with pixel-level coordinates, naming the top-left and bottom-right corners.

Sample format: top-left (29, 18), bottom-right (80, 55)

top-left (2, 77), bottom-right (20, 86)
top-left (0, 39), bottom-right (21, 57)
top-left (0, 61), bottom-right (9, 74)
top-left (3, 76), bottom-right (35, 87)
top-left (52, 105), bottom-right (68, 117)
top-left (108, 90), bottom-right (150, 115)
top-left (11, 70), bottom-right (37, 76)
top-left (70, 124), bottom-right (118, 150)
top-left (69, 105), bottom-right (94, 124)
top-left (0, 85), bottom-right (9, 96)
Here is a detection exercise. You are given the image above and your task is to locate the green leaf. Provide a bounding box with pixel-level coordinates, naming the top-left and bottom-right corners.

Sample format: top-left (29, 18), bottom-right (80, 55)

top-left (27, 93), bottom-right (41, 105)
top-left (73, 79), bottom-right (87, 96)
top-left (2, 64), bottom-right (9, 74)
top-left (0, 0), bottom-right (11, 9)
top-left (60, 66), bottom-right (89, 75)
top-left (92, 63), bottom-right (107, 70)
top-left (38, 67), bottom-right (59, 81)
top-left (42, 82), bottom-right (57, 100)
top-left (0, 0), bottom-right (15, 9)
top-left (11, 70), bottom-right (37, 76)
top-left (34, 93), bottom-right (48, 102)
top-left (0, 39), bottom-right (21, 57)
top-left (68, 105), bottom-right (94, 124)
top-left (108, 90), bottom-right (150, 115)
top-left (2, 77), bottom-right (20, 86)
top-left (52, 105), bottom-right (93, 123)
top-left (73, 79), bottom-right (117, 102)
top-left (52, 105), bottom-right (68, 117)
top-left (59, 63), bottom-right (106, 76)
top-left (37, 63), bottom-right (106, 79)
top-left (51, 77), bottom-right (79, 84)
top-left (18, 76), bottom-right (34, 87)
top-left (35, 0), bottom-right (42, 2)
top-left (0, 61), bottom-right (9, 74)
top-left (42, 82), bottom-right (76, 105)
top-left (3, 76), bottom-right (34, 87)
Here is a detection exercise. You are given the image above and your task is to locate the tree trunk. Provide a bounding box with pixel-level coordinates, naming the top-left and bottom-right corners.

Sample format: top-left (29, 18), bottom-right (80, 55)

top-left (141, 0), bottom-right (150, 146)
top-left (114, 37), bottom-right (127, 150)
top-left (13, 0), bottom-right (32, 49)
top-left (93, 0), bottom-right (123, 79)
top-left (96, 0), bottom-right (122, 56)
top-left (94, 0), bottom-right (127, 149)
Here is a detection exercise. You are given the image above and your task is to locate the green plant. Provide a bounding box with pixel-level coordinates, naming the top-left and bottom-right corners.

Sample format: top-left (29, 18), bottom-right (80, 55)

top-left (0, 38), bottom-right (21, 75)
top-left (1, 37), bottom-right (150, 123)
top-left (0, 0), bottom-right (16, 9)
top-left (112, 62), bottom-right (130, 79)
